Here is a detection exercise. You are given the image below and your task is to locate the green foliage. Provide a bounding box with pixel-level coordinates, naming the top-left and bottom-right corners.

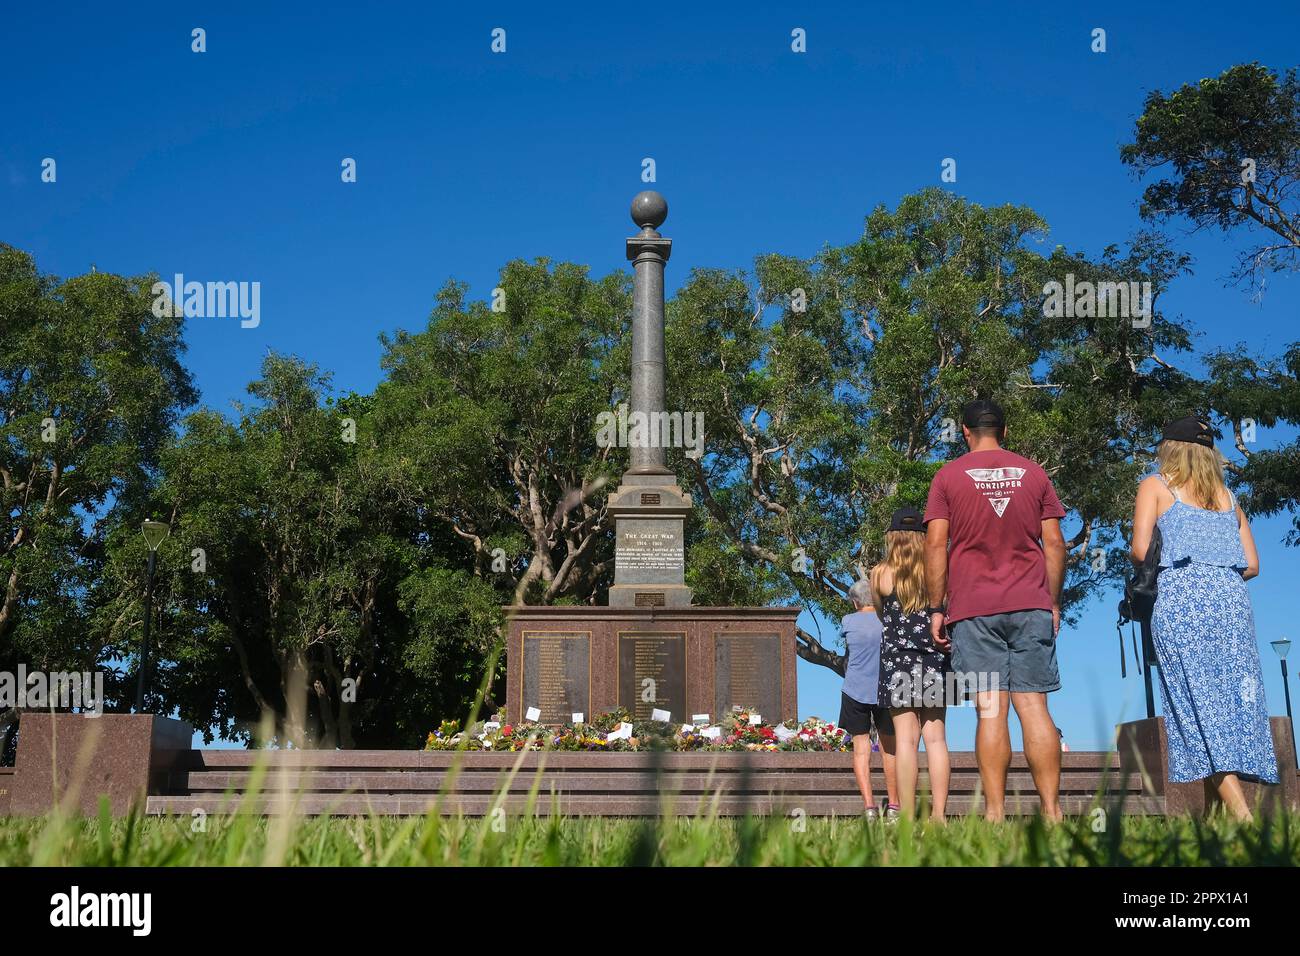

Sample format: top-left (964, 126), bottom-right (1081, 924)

top-left (1121, 63), bottom-right (1300, 285)
top-left (1205, 342), bottom-right (1300, 543)
top-left (9, 114), bottom-right (1300, 750)
top-left (1121, 62), bottom-right (1300, 546)
top-left (0, 245), bottom-right (196, 737)
top-left (373, 261), bottom-right (631, 607)
top-left (93, 353), bottom-right (501, 748)
top-left (668, 190), bottom-right (1204, 670)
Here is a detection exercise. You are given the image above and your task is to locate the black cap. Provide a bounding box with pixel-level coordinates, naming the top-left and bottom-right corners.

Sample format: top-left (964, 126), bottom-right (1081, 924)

top-left (889, 506), bottom-right (925, 532)
top-left (961, 399), bottom-right (1005, 431)
top-left (1161, 415), bottom-right (1215, 448)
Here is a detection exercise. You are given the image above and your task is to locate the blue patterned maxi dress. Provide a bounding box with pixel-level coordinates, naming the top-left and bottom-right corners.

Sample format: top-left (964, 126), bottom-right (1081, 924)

top-left (1150, 479), bottom-right (1278, 783)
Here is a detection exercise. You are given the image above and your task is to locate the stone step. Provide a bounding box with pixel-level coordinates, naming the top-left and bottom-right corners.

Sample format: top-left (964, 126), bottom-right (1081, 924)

top-left (177, 769), bottom-right (1142, 795)
top-left (145, 792), bottom-right (1165, 817)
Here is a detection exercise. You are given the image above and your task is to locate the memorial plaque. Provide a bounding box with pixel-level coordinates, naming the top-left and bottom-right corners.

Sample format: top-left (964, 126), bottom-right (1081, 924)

top-left (521, 631), bottom-right (591, 724)
top-left (614, 519), bottom-right (685, 581)
top-left (713, 633), bottom-right (782, 720)
top-left (618, 632), bottom-right (686, 722)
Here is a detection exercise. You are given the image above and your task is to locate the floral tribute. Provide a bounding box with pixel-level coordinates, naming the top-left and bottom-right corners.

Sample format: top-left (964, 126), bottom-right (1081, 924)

top-left (424, 708), bottom-right (850, 753)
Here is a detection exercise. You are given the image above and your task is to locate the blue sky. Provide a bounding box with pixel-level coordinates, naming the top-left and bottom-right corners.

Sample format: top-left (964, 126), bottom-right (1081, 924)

top-left (4, 2), bottom-right (1298, 750)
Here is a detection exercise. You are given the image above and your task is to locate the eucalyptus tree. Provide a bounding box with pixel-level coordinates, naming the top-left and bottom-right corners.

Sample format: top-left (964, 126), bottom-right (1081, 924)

top-left (0, 246), bottom-right (195, 749)
top-left (1122, 62), bottom-right (1300, 545)
top-left (372, 259), bottom-right (632, 607)
top-left (668, 189), bottom-right (1202, 672)
top-left (1121, 62), bottom-right (1300, 288)
top-left (94, 354), bottom-right (500, 748)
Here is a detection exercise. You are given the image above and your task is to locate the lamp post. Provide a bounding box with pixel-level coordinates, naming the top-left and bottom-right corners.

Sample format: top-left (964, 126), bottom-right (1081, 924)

top-left (1271, 637), bottom-right (1295, 767)
top-left (134, 520), bottom-right (170, 713)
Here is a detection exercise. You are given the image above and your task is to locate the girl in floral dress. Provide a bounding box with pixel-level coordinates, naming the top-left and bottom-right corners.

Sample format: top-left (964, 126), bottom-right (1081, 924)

top-left (1130, 417), bottom-right (1277, 821)
top-left (870, 507), bottom-right (951, 821)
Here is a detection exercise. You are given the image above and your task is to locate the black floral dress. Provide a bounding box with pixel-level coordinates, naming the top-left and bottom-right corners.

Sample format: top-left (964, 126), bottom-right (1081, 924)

top-left (877, 592), bottom-right (951, 710)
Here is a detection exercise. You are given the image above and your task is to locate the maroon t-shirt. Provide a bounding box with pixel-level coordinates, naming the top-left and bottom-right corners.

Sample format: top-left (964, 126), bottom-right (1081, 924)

top-left (923, 448), bottom-right (1066, 624)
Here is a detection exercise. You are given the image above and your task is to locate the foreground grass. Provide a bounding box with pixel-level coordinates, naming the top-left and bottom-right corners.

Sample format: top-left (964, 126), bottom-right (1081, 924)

top-left (4, 808), bottom-right (1298, 866)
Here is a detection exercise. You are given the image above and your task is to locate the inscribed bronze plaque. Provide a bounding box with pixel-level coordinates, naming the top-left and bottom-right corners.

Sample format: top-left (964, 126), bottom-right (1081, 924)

top-left (618, 632), bottom-right (687, 722)
top-left (521, 631), bottom-right (590, 724)
top-left (713, 633), bottom-right (781, 721)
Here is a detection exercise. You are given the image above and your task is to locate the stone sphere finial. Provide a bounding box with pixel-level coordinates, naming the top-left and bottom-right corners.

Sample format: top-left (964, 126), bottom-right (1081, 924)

top-left (630, 191), bottom-right (668, 230)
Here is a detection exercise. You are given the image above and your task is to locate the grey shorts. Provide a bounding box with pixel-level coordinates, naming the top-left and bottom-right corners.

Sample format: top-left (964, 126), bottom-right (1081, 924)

top-left (949, 609), bottom-right (1059, 695)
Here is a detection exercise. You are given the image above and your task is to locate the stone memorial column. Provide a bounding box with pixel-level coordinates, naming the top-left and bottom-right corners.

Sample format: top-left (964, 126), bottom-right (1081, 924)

top-left (607, 192), bottom-right (693, 608)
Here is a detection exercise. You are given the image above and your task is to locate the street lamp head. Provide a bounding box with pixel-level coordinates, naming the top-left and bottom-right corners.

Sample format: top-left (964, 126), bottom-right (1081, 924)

top-left (141, 519), bottom-right (170, 552)
top-left (630, 191), bottom-right (667, 231)
top-left (1272, 637), bottom-right (1292, 660)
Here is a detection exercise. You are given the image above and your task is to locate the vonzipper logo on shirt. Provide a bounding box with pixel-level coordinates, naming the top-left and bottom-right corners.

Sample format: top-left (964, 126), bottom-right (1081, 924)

top-left (965, 467), bottom-right (1026, 518)
top-left (964, 467), bottom-right (1026, 485)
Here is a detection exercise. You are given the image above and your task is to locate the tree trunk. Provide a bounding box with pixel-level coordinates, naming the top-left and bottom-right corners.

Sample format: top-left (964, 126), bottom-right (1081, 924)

top-left (281, 648), bottom-right (310, 748)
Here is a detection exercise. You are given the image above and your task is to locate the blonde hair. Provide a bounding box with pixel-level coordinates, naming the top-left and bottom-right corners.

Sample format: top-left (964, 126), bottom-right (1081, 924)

top-left (1158, 439), bottom-right (1228, 511)
top-left (872, 530), bottom-right (927, 615)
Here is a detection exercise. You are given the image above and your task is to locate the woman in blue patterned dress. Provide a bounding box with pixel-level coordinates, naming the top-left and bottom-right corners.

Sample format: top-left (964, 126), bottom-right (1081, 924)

top-left (1130, 416), bottom-right (1278, 820)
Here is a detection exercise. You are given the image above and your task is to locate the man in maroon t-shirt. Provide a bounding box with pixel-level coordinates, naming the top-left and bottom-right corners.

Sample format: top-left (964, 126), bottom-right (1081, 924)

top-left (923, 399), bottom-right (1067, 822)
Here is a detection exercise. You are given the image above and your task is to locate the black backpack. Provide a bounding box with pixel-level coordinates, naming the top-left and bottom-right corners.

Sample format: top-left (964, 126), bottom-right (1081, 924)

top-left (1115, 526), bottom-right (1162, 678)
top-left (1119, 524), bottom-right (1163, 624)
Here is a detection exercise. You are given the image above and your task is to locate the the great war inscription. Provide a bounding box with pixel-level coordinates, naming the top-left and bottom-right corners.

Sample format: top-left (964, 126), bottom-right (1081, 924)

top-left (615, 523), bottom-right (685, 576)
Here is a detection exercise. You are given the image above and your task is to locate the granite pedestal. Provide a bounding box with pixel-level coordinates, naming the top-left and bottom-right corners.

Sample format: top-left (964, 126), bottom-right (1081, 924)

top-left (10, 712), bottom-right (194, 816)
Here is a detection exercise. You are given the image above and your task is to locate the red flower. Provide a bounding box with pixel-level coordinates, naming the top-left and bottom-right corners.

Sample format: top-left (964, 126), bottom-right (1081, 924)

top-left (501, 724), bottom-right (513, 735)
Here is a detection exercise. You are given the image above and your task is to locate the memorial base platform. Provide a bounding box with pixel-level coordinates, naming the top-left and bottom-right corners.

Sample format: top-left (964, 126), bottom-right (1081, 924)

top-left (8, 716), bottom-right (1295, 819)
top-left (140, 749), bottom-right (1158, 817)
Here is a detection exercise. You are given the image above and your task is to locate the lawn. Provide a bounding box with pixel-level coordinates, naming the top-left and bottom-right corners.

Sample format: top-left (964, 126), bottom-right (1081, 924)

top-left (4, 807), bottom-right (1298, 866)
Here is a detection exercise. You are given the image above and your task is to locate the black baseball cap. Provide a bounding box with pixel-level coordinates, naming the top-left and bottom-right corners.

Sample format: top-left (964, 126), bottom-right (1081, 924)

top-left (1161, 415), bottom-right (1215, 448)
top-left (961, 399), bottom-right (1005, 431)
top-left (889, 506), bottom-right (925, 532)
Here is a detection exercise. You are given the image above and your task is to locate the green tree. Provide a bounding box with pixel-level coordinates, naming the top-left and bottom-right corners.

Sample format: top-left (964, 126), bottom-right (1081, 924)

top-left (94, 354), bottom-right (500, 747)
top-left (669, 190), bottom-right (1203, 671)
top-left (1122, 62), bottom-right (1300, 545)
top-left (1121, 63), bottom-right (1300, 287)
top-left (372, 259), bottom-right (632, 608)
top-left (1204, 343), bottom-right (1300, 543)
top-left (0, 246), bottom-right (195, 751)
